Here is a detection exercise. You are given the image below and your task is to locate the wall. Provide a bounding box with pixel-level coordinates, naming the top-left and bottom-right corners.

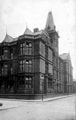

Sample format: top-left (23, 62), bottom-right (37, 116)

top-left (39, 41), bottom-right (45, 57)
top-left (48, 48), bottom-right (53, 62)
top-left (40, 59), bottom-right (45, 74)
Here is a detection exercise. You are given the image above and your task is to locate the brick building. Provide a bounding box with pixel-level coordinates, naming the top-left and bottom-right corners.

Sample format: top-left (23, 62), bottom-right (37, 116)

top-left (60, 53), bottom-right (73, 93)
top-left (0, 12), bottom-right (73, 95)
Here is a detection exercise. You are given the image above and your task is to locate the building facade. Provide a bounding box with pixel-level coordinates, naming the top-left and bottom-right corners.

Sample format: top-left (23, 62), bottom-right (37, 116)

top-left (0, 12), bottom-right (73, 95)
top-left (73, 80), bottom-right (76, 93)
top-left (60, 53), bottom-right (73, 93)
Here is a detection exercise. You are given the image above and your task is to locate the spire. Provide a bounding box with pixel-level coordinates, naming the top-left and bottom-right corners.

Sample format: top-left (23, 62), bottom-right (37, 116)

top-left (45, 11), bottom-right (55, 31)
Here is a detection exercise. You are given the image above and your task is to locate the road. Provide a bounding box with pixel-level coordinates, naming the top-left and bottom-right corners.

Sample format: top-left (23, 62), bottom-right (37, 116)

top-left (0, 95), bottom-right (76, 120)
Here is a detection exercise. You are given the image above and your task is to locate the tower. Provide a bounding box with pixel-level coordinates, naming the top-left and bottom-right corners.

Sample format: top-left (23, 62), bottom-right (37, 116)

top-left (45, 11), bottom-right (59, 92)
top-left (45, 11), bottom-right (59, 55)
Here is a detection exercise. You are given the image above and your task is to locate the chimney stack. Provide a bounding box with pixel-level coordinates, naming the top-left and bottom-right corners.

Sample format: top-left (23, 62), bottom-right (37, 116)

top-left (33, 28), bottom-right (39, 32)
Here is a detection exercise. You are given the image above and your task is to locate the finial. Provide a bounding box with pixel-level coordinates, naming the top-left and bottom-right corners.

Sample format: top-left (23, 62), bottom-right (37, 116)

top-left (26, 22), bottom-right (28, 29)
top-left (5, 27), bottom-right (8, 36)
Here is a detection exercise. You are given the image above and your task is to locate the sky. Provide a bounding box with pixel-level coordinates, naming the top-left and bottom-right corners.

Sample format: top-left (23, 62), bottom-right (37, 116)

top-left (0, 0), bottom-right (76, 79)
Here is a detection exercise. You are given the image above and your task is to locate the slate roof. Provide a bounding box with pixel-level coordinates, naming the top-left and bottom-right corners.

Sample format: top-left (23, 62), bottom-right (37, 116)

top-left (24, 27), bottom-right (33, 35)
top-left (2, 34), bottom-right (14, 43)
top-left (60, 53), bottom-right (71, 62)
top-left (33, 29), bottom-right (51, 46)
top-left (60, 53), bottom-right (73, 69)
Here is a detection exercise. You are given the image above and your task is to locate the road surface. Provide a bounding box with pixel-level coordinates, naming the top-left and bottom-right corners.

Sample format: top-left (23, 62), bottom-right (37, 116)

top-left (0, 95), bottom-right (76, 120)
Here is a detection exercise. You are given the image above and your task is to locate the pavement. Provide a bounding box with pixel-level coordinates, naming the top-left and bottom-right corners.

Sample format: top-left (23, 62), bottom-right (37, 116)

top-left (0, 94), bottom-right (75, 111)
top-left (0, 94), bottom-right (75, 120)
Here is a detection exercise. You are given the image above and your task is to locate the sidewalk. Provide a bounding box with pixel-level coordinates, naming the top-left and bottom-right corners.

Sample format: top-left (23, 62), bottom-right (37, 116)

top-left (0, 100), bottom-right (21, 111)
top-left (0, 94), bottom-right (75, 111)
top-left (22, 94), bottom-right (75, 102)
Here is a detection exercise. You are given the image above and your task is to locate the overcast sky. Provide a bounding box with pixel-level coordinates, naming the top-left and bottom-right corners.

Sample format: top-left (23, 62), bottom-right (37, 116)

top-left (0, 0), bottom-right (76, 79)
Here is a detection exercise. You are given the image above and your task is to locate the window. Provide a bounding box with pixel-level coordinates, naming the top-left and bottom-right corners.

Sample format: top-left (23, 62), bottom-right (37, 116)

top-left (1, 49), bottom-right (4, 59)
top-left (20, 42), bottom-right (32, 55)
top-left (19, 77), bottom-right (24, 89)
top-left (2, 68), bottom-right (3, 75)
top-left (48, 64), bottom-right (53, 75)
top-left (10, 53), bottom-right (13, 59)
top-left (11, 67), bottom-right (13, 74)
top-left (54, 70), bottom-right (57, 79)
top-left (10, 48), bottom-right (13, 59)
top-left (20, 43), bottom-right (25, 55)
top-left (4, 64), bottom-right (8, 75)
top-left (0, 56), bottom-right (1, 60)
top-left (25, 60), bottom-right (32, 72)
top-left (11, 53), bottom-right (13, 59)
top-left (10, 64), bottom-right (13, 74)
top-left (4, 49), bottom-right (8, 53)
top-left (45, 45), bottom-right (48, 59)
top-left (48, 78), bottom-right (53, 88)
top-left (19, 60), bottom-right (25, 72)
top-left (45, 62), bottom-right (48, 74)
top-left (0, 65), bottom-right (1, 75)
top-left (25, 77), bottom-right (32, 88)
top-left (48, 48), bottom-right (52, 62)
top-left (19, 59), bottom-right (32, 73)
top-left (54, 57), bottom-right (56, 67)
top-left (25, 42), bottom-right (32, 55)
top-left (4, 49), bottom-right (8, 59)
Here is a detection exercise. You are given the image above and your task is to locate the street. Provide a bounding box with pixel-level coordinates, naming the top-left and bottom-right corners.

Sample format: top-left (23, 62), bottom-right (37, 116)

top-left (0, 95), bottom-right (75, 120)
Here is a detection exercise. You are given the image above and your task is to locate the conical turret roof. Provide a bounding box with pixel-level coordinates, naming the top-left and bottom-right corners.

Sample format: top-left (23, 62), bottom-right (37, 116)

top-left (3, 34), bottom-right (14, 43)
top-left (45, 11), bottom-right (55, 30)
top-left (24, 27), bottom-right (33, 35)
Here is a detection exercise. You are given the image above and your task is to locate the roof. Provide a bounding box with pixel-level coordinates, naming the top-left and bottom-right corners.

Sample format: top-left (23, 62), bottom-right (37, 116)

top-left (24, 27), bottom-right (33, 35)
top-left (2, 34), bottom-right (14, 43)
top-left (33, 30), bottom-right (43, 35)
top-left (73, 79), bottom-right (76, 82)
top-left (60, 53), bottom-right (72, 64)
top-left (34, 29), bottom-right (49, 37)
top-left (60, 53), bottom-right (73, 68)
top-left (60, 53), bottom-right (69, 60)
top-left (45, 11), bottom-right (55, 31)
top-left (33, 29), bottom-right (51, 46)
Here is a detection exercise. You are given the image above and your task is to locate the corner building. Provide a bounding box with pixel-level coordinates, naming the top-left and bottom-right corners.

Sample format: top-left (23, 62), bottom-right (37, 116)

top-left (0, 12), bottom-right (73, 95)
